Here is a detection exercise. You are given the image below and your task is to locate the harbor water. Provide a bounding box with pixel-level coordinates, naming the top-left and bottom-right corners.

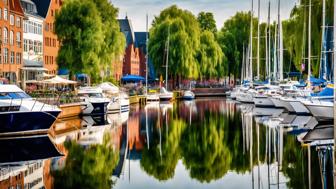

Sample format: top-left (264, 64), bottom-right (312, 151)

top-left (0, 98), bottom-right (333, 189)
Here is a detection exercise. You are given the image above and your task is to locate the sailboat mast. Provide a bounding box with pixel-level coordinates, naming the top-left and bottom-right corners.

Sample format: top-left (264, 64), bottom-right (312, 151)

top-left (277, 0), bottom-right (283, 81)
top-left (274, 24), bottom-right (277, 81)
top-left (320, 0), bottom-right (327, 80)
top-left (308, 0), bottom-right (312, 87)
top-left (145, 14), bottom-right (148, 95)
top-left (166, 26), bottom-right (170, 90)
top-left (249, 0), bottom-right (254, 82)
top-left (267, 0), bottom-right (271, 82)
top-left (257, 0), bottom-right (260, 80)
top-left (242, 44), bottom-right (245, 83)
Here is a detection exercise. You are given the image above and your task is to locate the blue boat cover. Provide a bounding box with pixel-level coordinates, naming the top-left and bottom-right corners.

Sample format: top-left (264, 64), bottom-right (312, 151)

top-left (311, 86), bottom-right (334, 96)
top-left (310, 76), bottom-right (326, 86)
top-left (58, 69), bottom-right (69, 75)
top-left (121, 75), bottom-right (145, 82)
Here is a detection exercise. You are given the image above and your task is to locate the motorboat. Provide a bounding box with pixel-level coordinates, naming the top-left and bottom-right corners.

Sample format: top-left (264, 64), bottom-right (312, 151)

top-left (146, 93), bottom-right (160, 102)
top-left (78, 87), bottom-right (110, 115)
top-left (159, 87), bottom-right (173, 101)
top-left (0, 85), bottom-right (61, 135)
top-left (98, 82), bottom-right (130, 113)
top-left (182, 90), bottom-right (195, 100)
top-left (107, 92), bottom-right (130, 113)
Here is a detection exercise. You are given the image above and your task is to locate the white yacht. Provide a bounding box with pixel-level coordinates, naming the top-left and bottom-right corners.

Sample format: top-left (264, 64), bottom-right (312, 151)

top-left (159, 87), bottom-right (174, 101)
top-left (78, 87), bottom-right (110, 115)
top-left (0, 85), bottom-right (61, 135)
top-left (301, 97), bottom-right (333, 121)
top-left (182, 90), bottom-right (195, 100)
top-left (98, 82), bottom-right (130, 113)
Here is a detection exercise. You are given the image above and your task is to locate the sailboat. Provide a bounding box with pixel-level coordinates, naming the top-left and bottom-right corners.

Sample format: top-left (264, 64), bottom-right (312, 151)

top-left (144, 14), bottom-right (160, 103)
top-left (159, 26), bottom-right (174, 101)
top-left (235, 0), bottom-right (255, 103)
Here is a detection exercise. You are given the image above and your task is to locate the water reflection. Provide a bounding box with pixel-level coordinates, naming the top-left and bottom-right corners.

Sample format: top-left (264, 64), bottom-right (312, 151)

top-left (0, 98), bottom-right (333, 189)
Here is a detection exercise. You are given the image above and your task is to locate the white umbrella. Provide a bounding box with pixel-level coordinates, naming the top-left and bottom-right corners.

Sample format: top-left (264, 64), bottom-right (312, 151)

top-left (42, 75), bottom-right (77, 84)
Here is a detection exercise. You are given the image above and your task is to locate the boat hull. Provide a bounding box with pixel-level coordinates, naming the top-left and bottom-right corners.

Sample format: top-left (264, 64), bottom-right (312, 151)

top-left (253, 96), bottom-right (274, 107)
top-left (82, 102), bottom-right (109, 115)
top-left (289, 100), bottom-right (310, 115)
top-left (269, 97), bottom-right (286, 108)
top-left (0, 110), bottom-right (60, 135)
top-left (236, 92), bottom-right (254, 103)
top-left (304, 103), bottom-right (333, 121)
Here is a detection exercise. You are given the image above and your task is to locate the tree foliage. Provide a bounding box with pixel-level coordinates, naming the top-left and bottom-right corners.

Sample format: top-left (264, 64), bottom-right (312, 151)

top-left (55, 0), bottom-right (125, 83)
top-left (197, 12), bottom-right (217, 34)
top-left (197, 30), bottom-right (224, 78)
top-left (149, 5), bottom-right (201, 79)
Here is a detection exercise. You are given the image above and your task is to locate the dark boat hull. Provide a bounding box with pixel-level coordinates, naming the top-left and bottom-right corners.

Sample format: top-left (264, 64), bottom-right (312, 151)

top-left (0, 110), bottom-right (60, 135)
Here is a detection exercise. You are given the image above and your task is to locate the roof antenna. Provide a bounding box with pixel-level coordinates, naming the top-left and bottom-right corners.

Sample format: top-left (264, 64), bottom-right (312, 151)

top-left (126, 12), bottom-right (128, 19)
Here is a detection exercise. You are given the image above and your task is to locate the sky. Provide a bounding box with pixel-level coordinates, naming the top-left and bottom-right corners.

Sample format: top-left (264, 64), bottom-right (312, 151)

top-left (112, 0), bottom-right (298, 32)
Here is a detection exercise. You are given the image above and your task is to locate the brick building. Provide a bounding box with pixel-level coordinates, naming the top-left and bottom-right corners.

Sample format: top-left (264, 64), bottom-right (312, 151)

top-left (32, 0), bottom-right (62, 75)
top-left (118, 17), bottom-right (140, 76)
top-left (0, 0), bottom-right (24, 84)
top-left (134, 31), bottom-right (155, 80)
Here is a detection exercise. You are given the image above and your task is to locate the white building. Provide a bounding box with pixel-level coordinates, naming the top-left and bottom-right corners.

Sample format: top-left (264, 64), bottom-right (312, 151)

top-left (19, 0), bottom-right (45, 87)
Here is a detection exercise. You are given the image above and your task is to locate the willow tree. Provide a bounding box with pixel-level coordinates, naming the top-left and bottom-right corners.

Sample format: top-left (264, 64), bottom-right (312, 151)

top-left (197, 30), bottom-right (224, 79)
top-left (149, 5), bottom-right (201, 84)
top-left (197, 12), bottom-right (217, 34)
top-left (218, 12), bottom-right (252, 82)
top-left (55, 0), bottom-right (124, 82)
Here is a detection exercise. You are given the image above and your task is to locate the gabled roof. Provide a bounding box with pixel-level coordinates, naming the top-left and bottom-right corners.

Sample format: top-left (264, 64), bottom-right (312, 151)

top-left (31, 0), bottom-right (51, 18)
top-left (19, 0), bottom-right (44, 19)
top-left (134, 32), bottom-right (147, 48)
top-left (9, 0), bottom-right (24, 16)
top-left (118, 17), bottom-right (135, 46)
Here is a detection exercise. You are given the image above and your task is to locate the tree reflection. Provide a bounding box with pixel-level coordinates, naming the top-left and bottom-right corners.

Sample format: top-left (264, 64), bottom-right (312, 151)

top-left (180, 111), bottom-right (232, 183)
top-left (52, 134), bottom-right (119, 189)
top-left (140, 119), bottom-right (186, 181)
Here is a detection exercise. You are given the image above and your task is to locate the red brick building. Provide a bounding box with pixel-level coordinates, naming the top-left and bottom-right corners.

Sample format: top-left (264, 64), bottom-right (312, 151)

top-left (0, 0), bottom-right (24, 84)
top-left (118, 17), bottom-right (140, 77)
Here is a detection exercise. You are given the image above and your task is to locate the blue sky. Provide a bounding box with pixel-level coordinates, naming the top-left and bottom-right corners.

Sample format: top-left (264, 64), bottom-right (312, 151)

top-left (112, 0), bottom-right (298, 31)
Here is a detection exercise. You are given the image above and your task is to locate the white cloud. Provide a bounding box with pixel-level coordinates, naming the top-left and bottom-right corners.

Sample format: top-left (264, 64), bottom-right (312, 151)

top-left (112, 0), bottom-right (299, 31)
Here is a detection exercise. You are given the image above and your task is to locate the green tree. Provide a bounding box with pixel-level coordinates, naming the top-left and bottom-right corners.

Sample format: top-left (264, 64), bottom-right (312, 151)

top-left (218, 12), bottom-right (252, 82)
top-left (149, 5), bottom-right (201, 83)
top-left (55, 0), bottom-right (125, 83)
top-left (92, 0), bottom-right (125, 80)
top-left (197, 30), bottom-right (224, 79)
top-left (197, 12), bottom-right (217, 34)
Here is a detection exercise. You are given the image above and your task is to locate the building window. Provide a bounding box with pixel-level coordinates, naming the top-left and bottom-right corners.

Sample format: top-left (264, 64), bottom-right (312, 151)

top-left (23, 39), bottom-right (28, 52)
top-left (0, 48), bottom-right (2, 64)
top-left (9, 14), bottom-right (14, 25)
top-left (3, 48), bottom-right (8, 63)
top-left (16, 53), bottom-right (21, 64)
top-left (0, 8), bottom-right (2, 19)
top-left (16, 32), bottom-right (21, 47)
top-left (51, 10), bottom-right (54, 17)
top-left (3, 28), bottom-right (8, 44)
top-left (9, 30), bottom-right (13, 45)
top-left (28, 40), bottom-right (33, 51)
top-left (10, 51), bottom-right (14, 64)
top-left (16, 17), bottom-right (20, 27)
top-left (4, 8), bottom-right (7, 20)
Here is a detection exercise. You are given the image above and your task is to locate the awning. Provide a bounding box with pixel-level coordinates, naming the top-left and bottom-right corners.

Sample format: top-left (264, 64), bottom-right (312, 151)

top-left (41, 75), bottom-right (77, 84)
top-left (121, 75), bottom-right (145, 82)
top-left (21, 67), bottom-right (47, 71)
top-left (58, 69), bottom-right (69, 75)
